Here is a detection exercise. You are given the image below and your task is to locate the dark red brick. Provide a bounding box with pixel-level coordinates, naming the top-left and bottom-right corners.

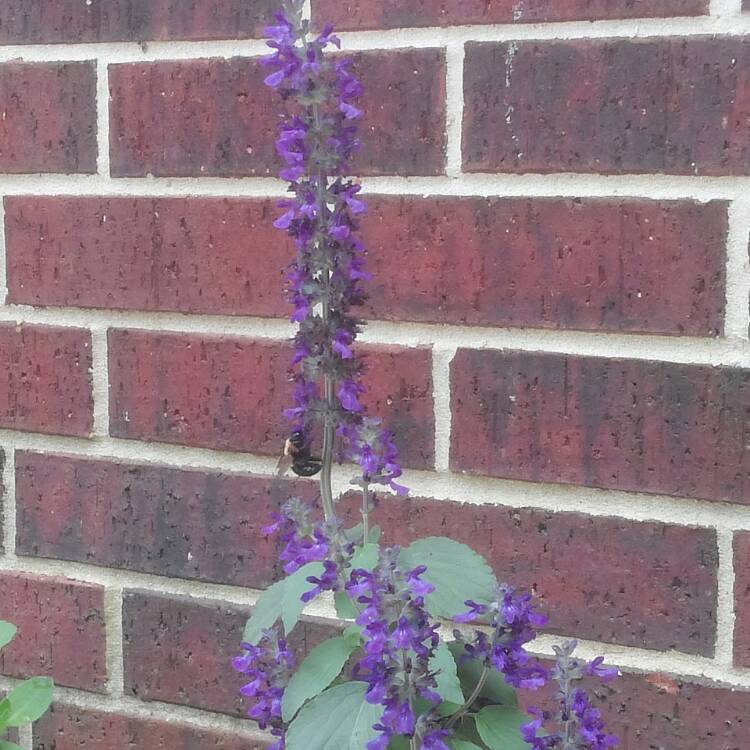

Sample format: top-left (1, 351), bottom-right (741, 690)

top-left (6, 195), bottom-right (726, 336)
top-left (363, 197), bottom-right (726, 335)
top-left (313, 0), bottom-right (707, 29)
top-left (451, 350), bottom-right (750, 504)
top-left (735, 532), bottom-right (750, 667)
top-left (34, 704), bottom-right (267, 749)
top-left (0, 1), bottom-right (277, 44)
top-left (579, 672), bottom-right (749, 750)
top-left (0, 62), bottom-right (96, 174)
top-left (108, 330), bottom-right (434, 468)
top-left (339, 493), bottom-right (717, 654)
top-left (464, 39), bottom-right (750, 176)
top-left (15, 451), bottom-right (317, 588)
top-left (0, 324), bottom-right (93, 438)
top-left (122, 590), bottom-right (337, 716)
top-left (0, 572), bottom-right (106, 692)
top-left (4, 196), bottom-right (291, 317)
top-left (109, 50), bottom-right (446, 177)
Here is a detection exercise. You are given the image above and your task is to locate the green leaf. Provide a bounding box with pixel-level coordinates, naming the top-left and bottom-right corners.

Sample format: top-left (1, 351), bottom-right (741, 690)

top-left (448, 642), bottom-right (518, 708)
top-left (0, 622), bottom-right (16, 650)
top-left (401, 538), bottom-right (496, 618)
top-left (335, 592), bottom-right (358, 620)
top-left (282, 636), bottom-right (358, 722)
top-left (1, 677), bottom-right (54, 726)
top-left (243, 563), bottom-right (325, 644)
top-left (351, 543), bottom-right (379, 570)
top-left (0, 742), bottom-right (23, 750)
top-left (388, 738), bottom-right (410, 750)
top-left (368, 526), bottom-right (382, 543)
top-left (285, 681), bottom-right (381, 750)
top-left (475, 706), bottom-right (530, 750)
top-left (343, 624), bottom-right (362, 649)
top-left (448, 741), bottom-right (484, 750)
top-left (431, 642), bottom-right (464, 713)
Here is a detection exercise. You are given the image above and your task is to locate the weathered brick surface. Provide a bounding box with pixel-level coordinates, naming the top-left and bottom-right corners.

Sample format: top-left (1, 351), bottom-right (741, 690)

top-left (464, 39), bottom-right (750, 175)
top-left (108, 330), bottom-right (434, 468)
top-left (0, 1), bottom-right (277, 44)
top-left (339, 493), bottom-right (717, 655)
top-left (313, 0), bottom-right (707, 29)
top-left (363, 197), bottom-right (727, 335)
top-left (109, 50), bottom-right (446, 178)
top-left (0, 573), bottom-right (106, 692)
top-left (0, 62), bottom-right (96, 174)
top-left (15, 451), bottom-right (317, 588)
top-left (5, 196), bottom-right (291, 317)
top-left (122, 590), bottom-right (337, 716)
top-left (451, 350), bottom-right (750, 504)
top-left (34, 705), bottom-right (267, 749)
top-left (6, 195), bottom-right (727, 336)
top-left (735, 532), bottom-right (750, 667)
top-left (0, 324), bottom-right (93, 437)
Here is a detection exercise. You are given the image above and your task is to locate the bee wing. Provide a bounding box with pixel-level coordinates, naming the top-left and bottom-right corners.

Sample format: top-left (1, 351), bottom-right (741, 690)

top-left (276, 453), bottom-right (293, 477)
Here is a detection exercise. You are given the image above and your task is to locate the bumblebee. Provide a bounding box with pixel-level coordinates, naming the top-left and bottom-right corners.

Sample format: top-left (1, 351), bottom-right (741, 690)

top-left (277, 430), bottom-right (323, 477)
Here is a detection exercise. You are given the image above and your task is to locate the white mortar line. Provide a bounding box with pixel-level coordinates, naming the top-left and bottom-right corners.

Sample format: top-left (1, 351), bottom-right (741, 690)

top-left (444, 42), bottom-right (465, 178)
top-left (2, 445), bottom-right (17, 560)
top-left (8, 430), bottom-right (750, 531)
top-left (710, 0), bottom-right (743, 15)
top-left (103, 585), bottom-right (125, 697)
top-left (431, 347), bottom-right (455, 472)
top-left (90, 328), bottom-right (110, 438)
top-left (96, 60), bottom-right (111, 177)
top-left (0, 199), bottom-right (7, 306)
top-left (0, 675), bottom-right (267, 740)
top-left (0, 306), bottom-right (749, 367)
top-left (303, 0), bottom-right (313, 22)
top-left (715, 530), bottom-right (737, 666)
top-left (17, 725), bottom-right (31, 750)
top-left (725, 199), bottom-right (750, 340)
top-left (0, 173), bottom-right (750, 200)
top-left (0, 16), bottom-right (747, 65)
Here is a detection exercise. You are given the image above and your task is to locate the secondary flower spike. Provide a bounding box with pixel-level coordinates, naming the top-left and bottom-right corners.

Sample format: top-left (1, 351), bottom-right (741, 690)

top-left (263, 0), bottom-right (406, 498)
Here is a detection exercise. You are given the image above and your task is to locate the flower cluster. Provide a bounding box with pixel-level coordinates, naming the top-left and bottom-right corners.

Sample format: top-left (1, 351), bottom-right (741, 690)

top-left (233, 628), bottom-right (295, 750)
top-left (346, 548), bottom-right (443, 750)
top-left (264, 0), bottom-right (405, 494)
top-left (454, 585), bottom-right (549, 690)
top-left (522, 641), bottom-right (619, 750)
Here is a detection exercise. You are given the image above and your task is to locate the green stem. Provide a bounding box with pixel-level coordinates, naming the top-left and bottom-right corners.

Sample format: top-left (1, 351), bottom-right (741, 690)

top-left (445, 666), bottom-right (489, 730)
top-left (362, 483), bottom-right (371, 541)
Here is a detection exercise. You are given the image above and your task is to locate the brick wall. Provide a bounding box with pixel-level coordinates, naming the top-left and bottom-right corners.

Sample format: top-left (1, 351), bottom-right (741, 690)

top-left (0, 2), bottom-right (748, 748)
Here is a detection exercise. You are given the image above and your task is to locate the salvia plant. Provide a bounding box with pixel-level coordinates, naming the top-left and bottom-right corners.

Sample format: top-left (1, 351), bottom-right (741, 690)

top-left (233, 4), bottom-right (621, 750)
top-left (0, 621), bottom-right (53, 748)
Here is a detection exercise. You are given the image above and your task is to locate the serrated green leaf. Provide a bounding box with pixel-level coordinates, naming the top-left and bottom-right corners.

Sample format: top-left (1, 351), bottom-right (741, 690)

top-left (282, 636), bottom-right (358, 722)
top-left (448, 642), bottom-right (518, 708)
top-left (475, 706), bottom-right (529, 750)
top-left (431, 641), bottom-right (465, 713)
top-left (243, 563), bottom-right (325, 644)
top-left (335, 592), bottom-right (358, 620)
top-left (2, 677), bottom-right (54, 727)
top-left (401, 538), bottom-right (496, 618)
top-left (0, 622), bottom-right (16, 651)
top-left (285, 681), bottom-right (381, 750)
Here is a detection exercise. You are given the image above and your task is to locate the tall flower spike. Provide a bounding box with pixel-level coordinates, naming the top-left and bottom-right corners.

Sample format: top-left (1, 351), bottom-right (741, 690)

top-left (263, 0), bottom-right (406, 511)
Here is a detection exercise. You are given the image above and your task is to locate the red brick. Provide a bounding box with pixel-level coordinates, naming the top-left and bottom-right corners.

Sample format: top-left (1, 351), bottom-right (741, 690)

top-left (463, 39), bottom-right (750, 176)
top-left (363, 197), bottom-right (726, 335)
top-left (735, 532), bottom-right (750, 666)
top-left (0, 572), bottom-right (106, 692)
top-left (0, 324), bottom-right (93, 437)
top-left (339, 493), bottom-right (717, 655)
top-left (313, 0), bottom-right (707, 29)
top-left (109, 50), bottom-right (446, 177)
top-left (15, 451), bottom-right (317, 589)
top-left (122, 590), bottom-right (337, 716)
top-left (0, 63), bottom-right (96, 174)
top-left (0, 1), bottom-right (278, 44)
top-left (108, 330), bottom-right (434, 468)
top-left (4, 196), bottom-right (290, 317)
top-left (7, 195), bottom-right (726, 336)
top-left (34, 705), bottom-right (267, 749)
top-left (450, 350), bottom-right (750, 504)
